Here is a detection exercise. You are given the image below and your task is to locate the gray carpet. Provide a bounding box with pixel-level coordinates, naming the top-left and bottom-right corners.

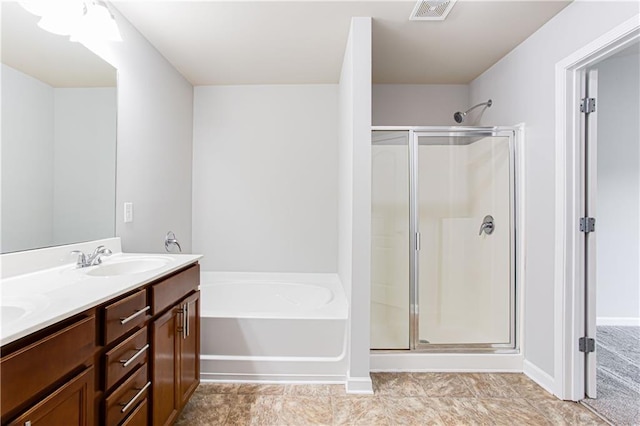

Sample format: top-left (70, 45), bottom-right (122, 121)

top-left (582, 326), bottom-right (640, 425)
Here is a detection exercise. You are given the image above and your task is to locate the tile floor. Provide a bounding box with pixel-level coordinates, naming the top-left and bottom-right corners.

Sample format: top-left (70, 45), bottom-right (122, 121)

top-left (175, 373), bottom-right (608, 425)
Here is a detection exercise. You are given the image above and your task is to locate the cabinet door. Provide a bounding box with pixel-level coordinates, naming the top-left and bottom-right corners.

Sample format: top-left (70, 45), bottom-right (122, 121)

top-left (1, 315), bottom-right (95, 419)
top-left (8, 367), bottom-right (94, 426)
top-left (179, 291), bottom-right (200, 407)
top-left (151, 308), bottom-right (179, 426)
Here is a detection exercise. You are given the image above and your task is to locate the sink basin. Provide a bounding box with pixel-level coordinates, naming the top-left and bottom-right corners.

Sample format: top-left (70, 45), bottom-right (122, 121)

top-left (1, 306), bottom-right (27, 324)
top-left (85, 257), bottom-right (172, 277)
top-left (0, 295), bottom-right (50, 325)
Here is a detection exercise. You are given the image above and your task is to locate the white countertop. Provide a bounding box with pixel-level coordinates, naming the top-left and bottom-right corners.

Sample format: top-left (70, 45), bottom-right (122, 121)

top-left (1, 250), bottom-right (202, 347)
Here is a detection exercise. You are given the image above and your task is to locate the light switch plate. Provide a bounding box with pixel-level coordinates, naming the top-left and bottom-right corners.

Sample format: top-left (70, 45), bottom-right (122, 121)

top-left (124, 202), bottom-right (133, 223)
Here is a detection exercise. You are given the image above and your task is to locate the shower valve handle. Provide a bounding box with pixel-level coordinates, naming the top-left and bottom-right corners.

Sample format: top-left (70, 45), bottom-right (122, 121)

top-left (479, 215), bottom-right (495, 236)
top-left (165, 231), bottom-right (182, 253)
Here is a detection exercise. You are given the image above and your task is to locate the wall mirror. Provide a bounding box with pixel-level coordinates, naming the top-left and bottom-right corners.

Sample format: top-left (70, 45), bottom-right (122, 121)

top-left (1, 2), bottom-right (117, 254)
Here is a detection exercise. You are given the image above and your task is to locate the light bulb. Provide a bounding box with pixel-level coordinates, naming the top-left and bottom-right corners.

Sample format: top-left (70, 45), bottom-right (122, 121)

top-left (70, 2), bottom-right (122, 43)
top-left (32, 0), bottom-right (85, 36)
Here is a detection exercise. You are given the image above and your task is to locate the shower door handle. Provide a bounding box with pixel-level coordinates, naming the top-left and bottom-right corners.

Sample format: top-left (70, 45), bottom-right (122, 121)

top-left (478, 215), bottom-right (495, 236)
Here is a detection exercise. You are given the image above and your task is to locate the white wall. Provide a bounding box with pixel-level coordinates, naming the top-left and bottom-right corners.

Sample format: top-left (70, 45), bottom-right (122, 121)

top-left (469, 1), bottom-right (640, 379)
top-left (372, 84), bottom-right (469, 126)
top-left (1, 65), bottom-right (54, 253)
top-left (83, 5), bottom-right (194, 253)
top-left (595, 48), bottom-right (640, 324)
top-left (192, 85), bottom-right (338, 272)
top-left (53, 88), bottom-right (117, 245)
top-left (338, 17), bottom-right (373, 393)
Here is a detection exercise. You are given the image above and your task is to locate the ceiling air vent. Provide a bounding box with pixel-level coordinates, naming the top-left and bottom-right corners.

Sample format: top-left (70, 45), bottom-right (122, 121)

top-left (410, 0), bottom-right (457, 21)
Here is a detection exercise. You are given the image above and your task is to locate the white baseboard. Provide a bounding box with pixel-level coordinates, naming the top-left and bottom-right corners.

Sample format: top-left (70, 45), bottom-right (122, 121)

top-left (346, 375), bottom-right (373, 394)
top-left (523, 359), bottom-right (556, 396)
top-left (199, 354), bottom-right (348, 384)
top-left (596, 317), bottom-right (640, 326)
top-left (200, 373), bottom-right (345, 384)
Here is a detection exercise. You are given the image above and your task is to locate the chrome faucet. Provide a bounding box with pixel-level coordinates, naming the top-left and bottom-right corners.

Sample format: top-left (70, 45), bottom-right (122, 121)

top-left (164, 231), bottom-right (182, 253)
top-left (71, 245), bottom-right (113, 268)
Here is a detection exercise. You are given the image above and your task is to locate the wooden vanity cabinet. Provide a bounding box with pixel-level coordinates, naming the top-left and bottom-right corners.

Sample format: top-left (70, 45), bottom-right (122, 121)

top-left (101, 263), bottom-right (200, 426)
top-left (0, 261), bottom-right (200, 426)
top-left (150, 266), bottom-right (200, 426)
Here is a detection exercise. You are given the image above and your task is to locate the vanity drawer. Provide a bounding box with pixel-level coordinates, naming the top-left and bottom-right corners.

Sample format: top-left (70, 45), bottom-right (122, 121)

top-left (104, 289), bottom-right (149, 345)
top-left (104, 365), bottom-right (149, 426)
top-left (151, 263), bottom-right (199, 315)
top-left (0, 315), bottom-right (95, 418)
top-left (120, 397), bottom-right (148, 426)
top-left (104, 327), bottom-right (148, 392)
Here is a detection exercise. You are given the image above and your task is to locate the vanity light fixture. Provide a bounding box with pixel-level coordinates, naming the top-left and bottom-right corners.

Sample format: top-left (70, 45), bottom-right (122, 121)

top-left (19, 0), bottom-right (121, 43)
top-left (70, 1), bottom-right (122, 42)
top-left (31, 0), bottom-right (86, 36)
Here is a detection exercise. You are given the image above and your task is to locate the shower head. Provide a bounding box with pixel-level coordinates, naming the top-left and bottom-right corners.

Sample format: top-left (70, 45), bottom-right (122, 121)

top-left (453, 99), bottom-right (492, 123)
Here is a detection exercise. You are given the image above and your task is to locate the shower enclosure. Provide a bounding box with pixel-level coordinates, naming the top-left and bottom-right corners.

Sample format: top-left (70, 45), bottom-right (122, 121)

top-left (371, 127), bottom-right (517, 351)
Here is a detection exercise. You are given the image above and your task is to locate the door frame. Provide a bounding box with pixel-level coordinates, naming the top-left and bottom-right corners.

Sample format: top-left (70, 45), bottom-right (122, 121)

top-left (553, 14), bottom-right (639, 401)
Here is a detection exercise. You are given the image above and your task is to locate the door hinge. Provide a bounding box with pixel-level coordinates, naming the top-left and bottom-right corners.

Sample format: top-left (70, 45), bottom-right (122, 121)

top-left (580, 97), bottom-right (596, 114)
top-left (580, 217), bottom-right (595, 233)
top-left (416, 232), bottom-right (421, 251)
top-left (579, 337), bottom-right (595, 353)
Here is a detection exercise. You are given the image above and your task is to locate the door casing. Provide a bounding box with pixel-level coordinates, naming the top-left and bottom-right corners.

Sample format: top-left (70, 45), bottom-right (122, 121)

top-left (553, 14), bottom-right (639, 401)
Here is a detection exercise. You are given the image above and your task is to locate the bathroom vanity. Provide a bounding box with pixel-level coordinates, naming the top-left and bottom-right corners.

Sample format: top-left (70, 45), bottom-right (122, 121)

top-left (0, 241), bottom-right (202, 426)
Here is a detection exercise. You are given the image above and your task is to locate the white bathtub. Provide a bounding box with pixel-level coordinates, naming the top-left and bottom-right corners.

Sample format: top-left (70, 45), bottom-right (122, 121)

top-left (199, 272), bottom-right (348, 382)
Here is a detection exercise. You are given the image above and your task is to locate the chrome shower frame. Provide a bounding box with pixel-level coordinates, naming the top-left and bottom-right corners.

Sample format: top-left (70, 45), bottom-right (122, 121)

top-left (372, 126), bottom-right (519, 354)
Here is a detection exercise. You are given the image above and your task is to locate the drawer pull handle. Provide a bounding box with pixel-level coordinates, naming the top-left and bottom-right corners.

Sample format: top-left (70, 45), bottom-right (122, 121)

top-left (120, 306), bottom-right (150, 325)
top-left (120, 381), bottom-right (151, 413)
top-left (120, 344), bottom-right (150, 368)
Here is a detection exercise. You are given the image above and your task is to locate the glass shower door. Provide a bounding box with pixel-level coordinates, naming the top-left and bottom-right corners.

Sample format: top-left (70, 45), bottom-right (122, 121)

top-left (371, 131), bottom-right (410, 349)
top-left (415, 132), bottom-right (514, 347)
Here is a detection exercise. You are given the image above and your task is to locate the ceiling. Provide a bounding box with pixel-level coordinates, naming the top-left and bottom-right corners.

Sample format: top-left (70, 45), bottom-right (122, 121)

top-left (113, 0), bottom-right (571, 86)
top-left (1, 2), bottom-right (116, 87)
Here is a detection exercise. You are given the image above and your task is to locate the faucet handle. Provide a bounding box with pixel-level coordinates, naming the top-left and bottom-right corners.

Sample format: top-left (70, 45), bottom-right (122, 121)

top-left (70, 250), bottom-right (87, 267)
top-left (90, 245), bottom-right (106, 256)
top-left (89, 246), bottom-right (113, 265)
top-left (478, 215), bottom-right (495, 236)
top-left (165, 231), bottom-right (182, 253)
